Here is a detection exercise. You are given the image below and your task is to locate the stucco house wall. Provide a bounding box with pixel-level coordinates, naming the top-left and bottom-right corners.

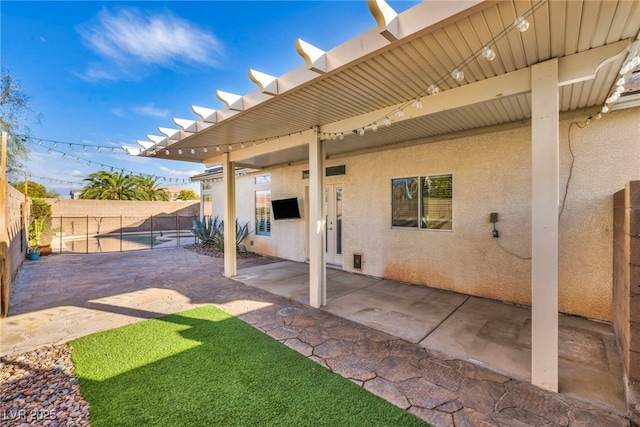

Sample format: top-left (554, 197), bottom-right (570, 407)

top-left (206, 106), bottom-right (640, 321)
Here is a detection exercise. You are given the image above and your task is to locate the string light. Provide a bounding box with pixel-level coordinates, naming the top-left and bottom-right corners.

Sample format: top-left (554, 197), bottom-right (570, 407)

top-left (203, 147), bottom-right (208, 153)
top-left (190, 148), bottom-right (195, 154)
top-left (451, 68), bottom-right (464, 82)
top-left (481, 46), bottom-right (496, 61)
top-left (413, 97), bottom-right (423, 109)
top-left (514, 16), bottom-right (530, 32)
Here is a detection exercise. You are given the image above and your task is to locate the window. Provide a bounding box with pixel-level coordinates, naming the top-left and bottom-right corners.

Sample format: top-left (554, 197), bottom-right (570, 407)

top-left (255, 190), bottom-right (271, 236)
top-left (255, 175), bottom-right (271, 184)
top-left (391, 174), bottom-right (452, 230)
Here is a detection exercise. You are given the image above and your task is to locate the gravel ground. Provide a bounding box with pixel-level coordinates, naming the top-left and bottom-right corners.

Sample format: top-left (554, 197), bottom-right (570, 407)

top-left (0, 344), bottom-right (89, 427)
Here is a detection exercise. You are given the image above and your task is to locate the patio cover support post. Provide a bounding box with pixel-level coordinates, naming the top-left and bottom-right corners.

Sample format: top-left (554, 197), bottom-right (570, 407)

top-left (531, 58), bottom-right (559, 393)
top-left (222, 152), bottom-right (237, 278)
top-left (309, 127), bottom-right (326, 308)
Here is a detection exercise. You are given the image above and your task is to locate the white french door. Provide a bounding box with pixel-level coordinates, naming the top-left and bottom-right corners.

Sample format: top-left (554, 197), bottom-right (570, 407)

top-left (325, 184), bottom-right (343, 266)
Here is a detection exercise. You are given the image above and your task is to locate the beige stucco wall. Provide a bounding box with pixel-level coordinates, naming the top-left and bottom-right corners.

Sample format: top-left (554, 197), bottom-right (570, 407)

top-left (208, 106), bottom-right (640, 321)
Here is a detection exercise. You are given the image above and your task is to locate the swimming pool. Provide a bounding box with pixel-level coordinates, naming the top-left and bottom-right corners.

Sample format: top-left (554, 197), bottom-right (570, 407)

top-left (64, 234), bottom-right (165, 253)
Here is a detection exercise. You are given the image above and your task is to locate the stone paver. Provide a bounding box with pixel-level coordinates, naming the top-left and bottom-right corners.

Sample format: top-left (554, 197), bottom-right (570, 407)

top-left (0, 248), bottom-right (631, 426)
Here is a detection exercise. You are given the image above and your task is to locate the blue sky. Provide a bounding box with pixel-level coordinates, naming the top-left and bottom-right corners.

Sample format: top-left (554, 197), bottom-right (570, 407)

top-left (1, 0), bottom-right (420, 196)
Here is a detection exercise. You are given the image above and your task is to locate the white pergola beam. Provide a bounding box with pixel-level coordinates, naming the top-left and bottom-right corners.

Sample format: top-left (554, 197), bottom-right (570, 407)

top-left (248, 69), bottom-right (279, 95)
top-left (159, 127), bottom-right (181, 140)
top-left (173, 118), bottom-right (198, 133)
top-left (531, 58), bottom-right (559, 393)
top-left (146, 134), bottom-right (167, 147)
top-left (295, 39), bottom-right (327, 74)
top-left (191, 105), bottom-right (218, 123)
top-left (308, 127), bottom-right (326, 308)
top-left (137, 140), bottom-right (155, 150)
top-left (203, 130), bottom-right (312, 167)
top-left (319, 41), bottom-right (629, 135)
top-left (216, 90), bottom-right (244, 111)
top-left (368, 0), bottom-right (399, 42)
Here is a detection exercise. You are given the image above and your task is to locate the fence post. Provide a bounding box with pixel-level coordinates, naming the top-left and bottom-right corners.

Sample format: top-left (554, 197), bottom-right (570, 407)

top-left (86, 215), bottom-right (89, 254)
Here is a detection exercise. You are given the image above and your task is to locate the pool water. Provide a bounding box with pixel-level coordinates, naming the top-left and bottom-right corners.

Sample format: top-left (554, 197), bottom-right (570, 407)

top-left (64, 234), bottom-right (161, 253)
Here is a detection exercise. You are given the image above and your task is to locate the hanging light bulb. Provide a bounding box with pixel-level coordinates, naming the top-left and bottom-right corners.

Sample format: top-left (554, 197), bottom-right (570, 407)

top-left (371, 122), bottom-right (378, 131)
top-left (165, 150), bottom-right (170, 155)
top-left (178, 149), bottom-right (182, 155)
top-left (413, 96), bottom-right (423, 109)
top-left (602, 105), bottom-right (610, 113)
top-left (616, 77), bottom-right (626, 86)
top-left (241, 142), bottom-right (245, 148)
top-left (83, 145), bottom-right (87, 152)
top-left (62, 153), bottom-right (66, 159)
top-left (339, 133), bottom-right (344, 140)
top-left (615, 85), bottom-right (625, 94)
top-left (203, 147), bottom-right (208, 153)
top-left (514, 16), bottom-right (529, 32)
top-left (396, 109), bottom-right (404, 118)
top-left (87, 161), bottom-right (91, 166)
top-left (190, 148), bottom-right (195, 154)
top-left (76, 157), bottom-right (80, 163)
top-left (451, 68), bottom-right (464, 82)
top-left (38, 140), bottom-right (42, 145)
top-left (481, 46), bottom-right (496, 61)
top-left (111, 148), bottom-right (115, 153)
top-left (606, 92), bottom-right (620, 103)
top-left (228, 144), bottom-right (233, 150)
top-left (47, 149), bottom-right (52, 154)
top-left (383, 117), bottom-right (391, 127)
top-left (358, 128), bottom-right (365, 136)
top-left (595, 112), bottom-right (602, 120)
top-left (97, 147), bottom-right (102, 153)
top-left (69, 143), bottom-right (73, 150)
top-left (216, 145), bottom-right (220, 152)
top-left (53, 142), bottom-right (58, 148)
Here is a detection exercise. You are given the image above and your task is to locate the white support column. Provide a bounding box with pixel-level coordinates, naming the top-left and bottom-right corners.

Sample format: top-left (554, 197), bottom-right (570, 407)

top-left (222, 152), bottom-right (237, 278)
top-left (308, 127), bottom-right (326, 308)
top-left (531, 58), bottom-right (559, 392)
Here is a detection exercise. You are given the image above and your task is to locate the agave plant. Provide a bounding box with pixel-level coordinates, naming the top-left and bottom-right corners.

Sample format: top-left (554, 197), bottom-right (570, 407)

top-left (189, 216), bottom-right (250, 252)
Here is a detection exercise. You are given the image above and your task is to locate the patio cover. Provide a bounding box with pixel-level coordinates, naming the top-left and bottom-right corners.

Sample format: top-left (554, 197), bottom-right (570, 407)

top-left (129, 0), bottom-right (640, 393)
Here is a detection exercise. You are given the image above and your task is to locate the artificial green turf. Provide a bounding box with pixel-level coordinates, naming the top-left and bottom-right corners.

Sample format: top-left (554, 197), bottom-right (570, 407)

top-left (70, 305), bottom-right (429, 427)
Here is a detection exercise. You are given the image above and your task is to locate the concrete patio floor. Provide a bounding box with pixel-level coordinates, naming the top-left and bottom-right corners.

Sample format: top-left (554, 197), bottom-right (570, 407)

top-left (0, 248), bottom-right (628, 425)
top-left (236, 260), bottom-right (625, 414)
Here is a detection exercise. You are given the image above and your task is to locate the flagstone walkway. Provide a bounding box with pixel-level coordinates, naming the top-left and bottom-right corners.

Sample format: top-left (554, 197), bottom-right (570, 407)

top-left (0, 248), bottom-right (630, 426)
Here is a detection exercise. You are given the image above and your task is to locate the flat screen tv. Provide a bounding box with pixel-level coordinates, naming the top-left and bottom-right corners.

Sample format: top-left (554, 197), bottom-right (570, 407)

top-left (272, 197), bottom-right (301, 220)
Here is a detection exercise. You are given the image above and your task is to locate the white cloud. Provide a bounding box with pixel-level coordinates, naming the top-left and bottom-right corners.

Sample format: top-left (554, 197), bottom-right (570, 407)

top-left (131, 104), bottom-right (169, 118)
top-left (111, 108), bottom-right (125, 118)
top-left (71, 170), bottom-right (84, 176)
top-left (158, 166), bottom-right (202, 177)
top-left (77, 7), bottom-right (222, 81)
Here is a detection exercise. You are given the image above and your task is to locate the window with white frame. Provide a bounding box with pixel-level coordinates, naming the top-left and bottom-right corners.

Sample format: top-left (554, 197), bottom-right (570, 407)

top-left (391, 174), bottom-right (452, 230)
top-left (255, 190), bottom-right (271, 236)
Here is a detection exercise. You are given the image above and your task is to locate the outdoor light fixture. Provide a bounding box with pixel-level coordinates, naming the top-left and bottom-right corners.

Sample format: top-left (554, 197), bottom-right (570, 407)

top-left (203, 147), bottom-right (208, 153)
top-left (383, 117), bottom-right (391, 127)
top-left (178, 149), bottom-right (182, 155)
top-left (514, 17), bottom-right (529, 32)
top-left (190, 148), bottom-right (195, 154)
top-left (413, 96), bottom-right (423, 109)
top-left (427, 84), bottom-right (440, 95)
top-left (451, 68), bottom-right (464, 82)
top-left (216, 145), bottom-right (220, 151)
top-left (371, 122), bottom-right (378, 131)
top-left (165, 150), bottom-right (170, 155)
top-left (482, 46), bottom-right (496, 61)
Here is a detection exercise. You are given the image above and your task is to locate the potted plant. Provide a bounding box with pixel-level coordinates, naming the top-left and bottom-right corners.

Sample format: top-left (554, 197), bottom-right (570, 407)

top-left (29, 199), bottom-right (52, 255)
top-left (27, 246), bottom-right (40, 260)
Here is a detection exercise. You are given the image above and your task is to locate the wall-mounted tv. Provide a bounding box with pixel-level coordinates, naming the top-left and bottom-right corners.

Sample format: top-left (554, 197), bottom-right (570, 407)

top-left (271, 197), bottom-right (301, 220)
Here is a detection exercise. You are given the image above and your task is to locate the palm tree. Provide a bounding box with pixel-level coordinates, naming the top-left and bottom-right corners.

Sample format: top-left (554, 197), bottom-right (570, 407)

top-left (80, 171), bottom-right (139, 200)
top-left (132, 175), bottom-right (170, 201)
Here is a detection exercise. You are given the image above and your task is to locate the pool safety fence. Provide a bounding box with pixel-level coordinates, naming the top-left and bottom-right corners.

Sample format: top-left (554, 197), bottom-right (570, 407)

top-left (45, 215), bottom-right (202, 254)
